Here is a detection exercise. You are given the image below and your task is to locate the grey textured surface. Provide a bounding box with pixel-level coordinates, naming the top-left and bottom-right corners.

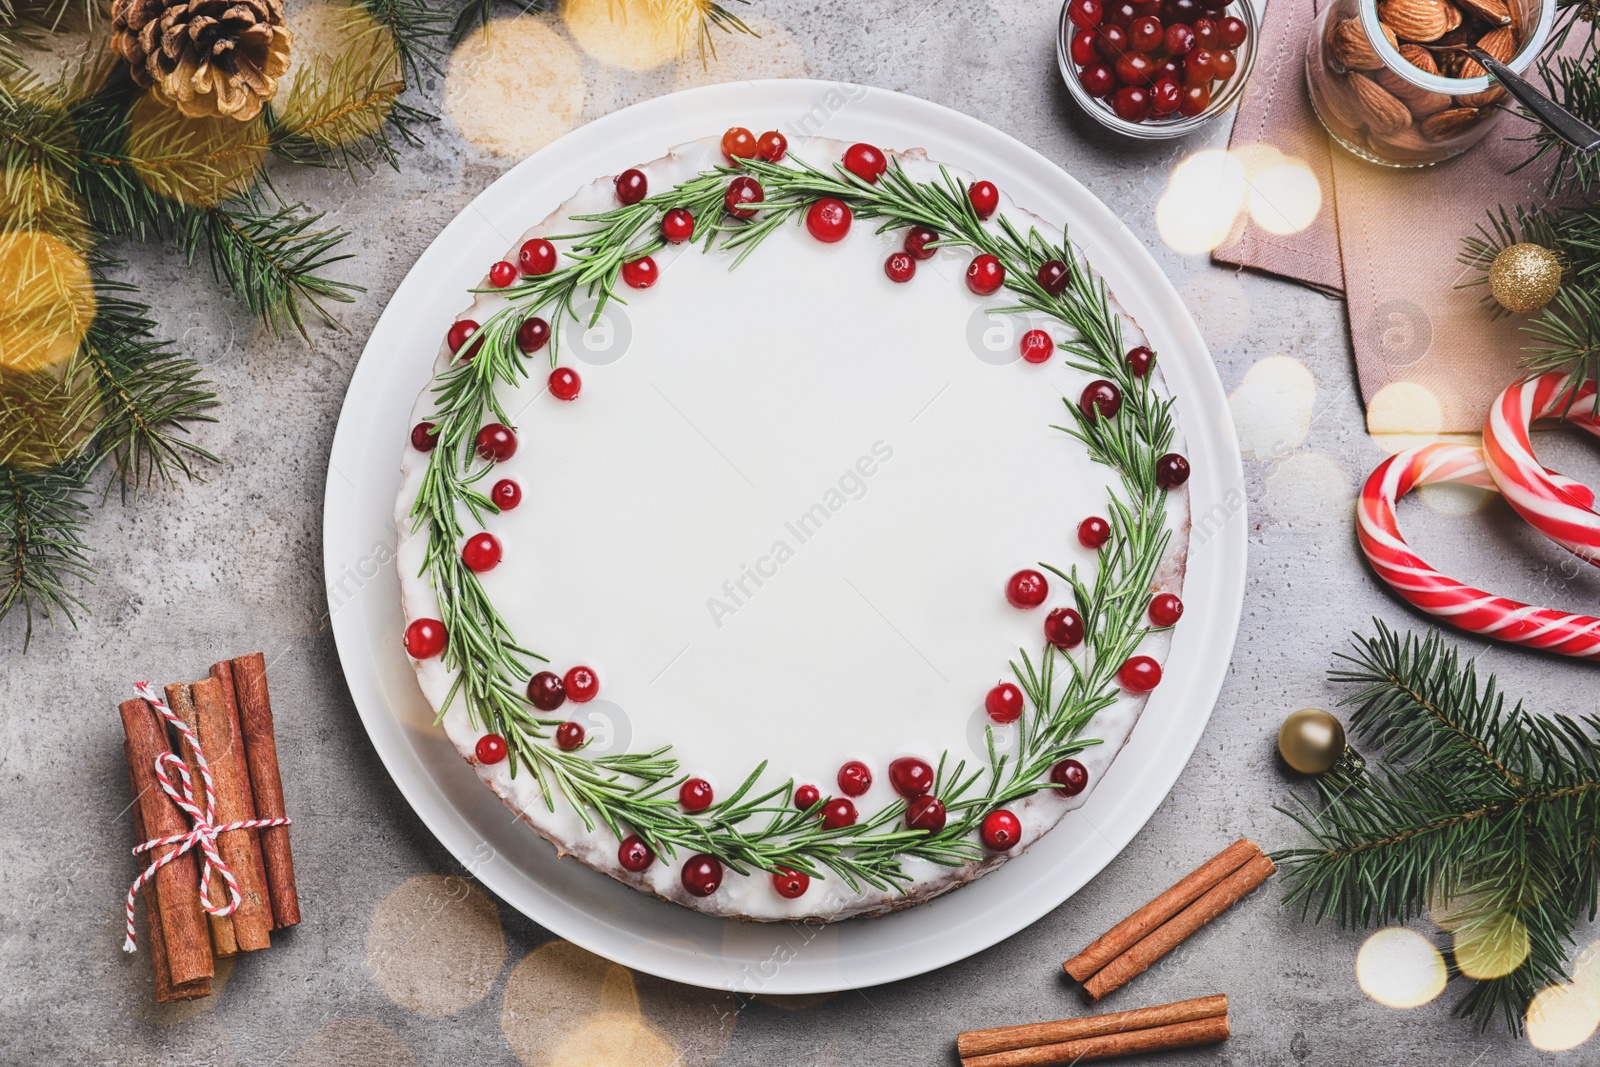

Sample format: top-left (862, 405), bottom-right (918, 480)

top-left (4, 1), bottom-right (1599, 1064)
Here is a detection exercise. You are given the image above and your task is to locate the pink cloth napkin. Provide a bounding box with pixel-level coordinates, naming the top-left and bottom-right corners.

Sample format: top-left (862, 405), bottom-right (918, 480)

top-left (1213, 0), bottom-right (1563, 433)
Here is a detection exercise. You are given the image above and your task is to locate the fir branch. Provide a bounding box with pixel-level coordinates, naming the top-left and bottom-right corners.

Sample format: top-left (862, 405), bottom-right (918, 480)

top-left (0, 458), bottom-right (93, 647)
top-left (354, 0), bottom-right (451, 81)
top-left (192, 201), bottom-right (363, 338)
top-left (449, 0), bottom-right (550, 44)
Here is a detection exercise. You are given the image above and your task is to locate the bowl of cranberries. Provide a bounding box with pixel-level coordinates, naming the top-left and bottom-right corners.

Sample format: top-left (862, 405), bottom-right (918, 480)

top-left (1058, 0), bottom-right (1257, 138)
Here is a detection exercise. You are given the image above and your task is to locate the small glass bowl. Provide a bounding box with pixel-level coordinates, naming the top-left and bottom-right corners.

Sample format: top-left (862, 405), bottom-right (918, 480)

top-left (1057, 0), bottom-right (1261, 140)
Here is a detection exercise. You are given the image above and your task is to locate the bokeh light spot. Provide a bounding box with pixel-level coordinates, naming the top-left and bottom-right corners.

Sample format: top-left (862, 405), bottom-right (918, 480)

top-left (1156, 150), bottom-right (1248, 255)
top-left (0, 229), bottom-right (95, 374)
top-left (563, 0), bottom-right (682, 70)
top-left (1247, 162), bottom-right (1322, 236)
top-left (279, 2), bottom-right (402, 150)
top-left (447, 16), bottom-right (585, 159)
top-left (365, 874), bottom-right (506, 1017)
top-left (126, 91), bottom-right (268, 207)
top-left (1356, 927), bottom-right (1447, 1009)
top-left (1228, 354), bottom-right (1315, 461)
top-left (1454, 912), bottom-right (1531, 980)
top-left (1526, 983), bottom-right (1600, 1052)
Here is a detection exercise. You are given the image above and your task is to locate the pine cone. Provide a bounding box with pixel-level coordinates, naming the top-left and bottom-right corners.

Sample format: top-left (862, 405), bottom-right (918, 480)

top-left (111, 0), bottom-right (293, 122)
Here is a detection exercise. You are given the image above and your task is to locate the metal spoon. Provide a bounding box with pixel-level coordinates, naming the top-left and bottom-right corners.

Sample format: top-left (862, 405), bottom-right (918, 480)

top-left (1465, 45), bottom-right (1600, 152)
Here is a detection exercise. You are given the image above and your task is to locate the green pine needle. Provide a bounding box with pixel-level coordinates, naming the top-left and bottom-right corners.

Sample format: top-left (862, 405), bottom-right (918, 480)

top-left (0, 460), bottom-right (94, 647)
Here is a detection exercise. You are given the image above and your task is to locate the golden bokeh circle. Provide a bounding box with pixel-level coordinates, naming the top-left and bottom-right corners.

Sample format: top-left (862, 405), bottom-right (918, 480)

top-left (1355, 927), bottom-right (1447, 1009)
top-left (501, 941), bottom-right (650, 1067)
top-left (1453, 912), bottom-right (1531, 980)
top-left (288, 1019), bottom-right (418, 1067)
top-left (279, 2), bottom-right (402, 150)
top-left (0, 165), bottom-right (91, 252)
top-left (1526, 983), bottom-right (1600, 1052)
top-left (0, 355), bottom-right (104, 469)
top-left (126, 91), bottom-right (268, 207)
top-left (0, 229), bottom-right (95, 374)
top-left (446, 16), bottom-right (585, 159)
top-left (563, 0), bottom-right (682, 71)
top-left (550, 1010), bottom-right (679, 1067)
top-left (365, 874), bottom-right (507, 1017)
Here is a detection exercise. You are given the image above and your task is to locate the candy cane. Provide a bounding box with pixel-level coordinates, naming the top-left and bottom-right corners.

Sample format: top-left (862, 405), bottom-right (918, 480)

top-left (1482, 372), bottom-right (1600, 567)
top-left (1357, 442), bottom-right (1600, 660)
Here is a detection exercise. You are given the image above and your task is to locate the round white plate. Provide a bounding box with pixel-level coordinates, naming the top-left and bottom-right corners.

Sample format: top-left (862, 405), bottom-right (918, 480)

top-left (324, 79), bottom-right (1247, 994)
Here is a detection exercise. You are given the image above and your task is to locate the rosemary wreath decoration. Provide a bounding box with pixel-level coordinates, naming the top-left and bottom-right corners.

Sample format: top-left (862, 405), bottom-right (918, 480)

top-left (409, 151), bottom-right (1181, 891)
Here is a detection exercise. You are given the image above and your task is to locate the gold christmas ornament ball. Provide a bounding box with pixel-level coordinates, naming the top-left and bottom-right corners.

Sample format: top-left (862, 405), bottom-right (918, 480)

top-left (1278, 708), bottom-right (1346, 775)
top-left (1488, 243), bottom-right (1563, 314)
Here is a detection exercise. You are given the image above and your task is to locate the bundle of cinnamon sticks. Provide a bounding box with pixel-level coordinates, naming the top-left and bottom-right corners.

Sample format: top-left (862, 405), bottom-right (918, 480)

top-left (119, 653), bottom-right (300, 1002)
top-left (957, 995), bottom-right (1230, 1067)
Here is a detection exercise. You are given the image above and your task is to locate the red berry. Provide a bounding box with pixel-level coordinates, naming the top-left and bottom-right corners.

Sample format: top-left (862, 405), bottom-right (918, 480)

top-left (518, 238), bottom-right (557, 276)
top-left (1071, 27), bottom-right (1100, 65)
top-left (1151, 78), bottom-right (1182, 115)
top-left (904, 226), bottom-right (939, 260)
top-left (621, 256), bottom-right (658, 289)
top-left (1217, 15), bottom-right (1247, 49)
top-left (968, 180), bottom-right (999, 220)
top-left (721, 126), bottom-right (758, 164)
top-left (1079, 379), bottom-right (1123, 419)
top-left (1079, 62), bottom-right (1116, 97)
top-left (821, 797), bottom-right (858, 829)
top-left (1179, 83), bottom-right (1212, 116)
top-left (488, 260), bottom-right (517, 288)
top-left (884, 252), bottom-right (916, 283)
top-left (681, 854), bottom-right (723, 896)
top-left (1152, 56), bottom-right (1183, 83)
top-left (1162, 0), bottom-right (1199, 20)
top-left (843, 143), bottom-right (888, 183)
top-left (476, 733), bottom-right (507, 764)
top-left (1119, 655), bottom-right (1162, 692)
top-left (1149, 592), bottom-right (1184, 627)
top-left (1036, 259), bottom-right (1070, 295)
top-left (1105, 0), bottom-right (1138, 26)
top-left (661, 207), bottom-right (694, 243)
top-left (1020, 329), bottom-right (1053, 364)
top-left (1051, 758), bottom-right (1089, 797)
top-left (888, 756), bottom-right (934, 798)
top-left (1156, 452), bottom-right (1191, 489)
top-left (1068, 0), bottom-right (1103, 29)
top-left (724, 175), bottom-right (763, 218)
top-left (680, 777), bottom-right (714, 812)
top-left (1163, 22), bottom-right (1194, 54)
top-left (475, 423), bottom-right (516, 462)
top-left (447, 319), bottom-right (482, 360)
top-left (986, 681), bottom-right (1024, 724)
top-left (1214, 48), bottom-right (1237, 80)
top-left (462, 532), bottom-right (502, 573)
top-left (772, 866), bottom-right (809, 899)
top-left (404, 618), bottom-right (446, 659)
top-left (805, 197), bottom-right (852, 243)
top-left (1094, 24), bottom-right (1128, 59)
top-left (1045, 607), bottom-right (1085, 650)
top-left (564, 665), bottom-right (599, 703)
top-left (555, 721), bottom-right (585, 750)
top-left (615, 168), bottom-right (648, 205)
top-left (491, 479), bottom-right (521, 511)
top-left (1184, 48), bottom-right (1216, 86)
top-left (1129, 15), bottom-right (1163, 51)
top-left (981, 809), bottom-right (1022, 850)
top-left (1115, 52), bottom-right (1156, 86)
top-left (527, 671), bottom-right (566, 711)
top-left (410, 421), bottom-right (438, 452)
top-left (1078, 516), bottom-right (1111, 549)
top-left (1112, 85), bottom-right (1152, 123)
top-left (967, 254), bottom-right (1005, 295)
top-left (1192, 16), bottom-right (1219, 48)
top-left (549, 367), bottom-right (581, 401)
top-left (906, 794), bottom-right (947, 832)
top-left (1126, 345), bottom-right (1154, 376)
top-left (1006, 568), bottom-right (1049, 609)
top-left (516, 316), bottom-right (550, 353)
top-left (619, 835), bottom-right (654, 871)
top-left (837, 760), bottom-right (872, 797)
top-left (757, 130), bottom-right (788, 162)
top-left (794, 783), bottom-right (821, 810)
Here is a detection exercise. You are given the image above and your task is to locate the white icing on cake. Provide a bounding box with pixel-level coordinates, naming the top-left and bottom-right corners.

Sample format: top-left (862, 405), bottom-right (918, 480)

top-left (395, 135), bottom-right (1190, 920)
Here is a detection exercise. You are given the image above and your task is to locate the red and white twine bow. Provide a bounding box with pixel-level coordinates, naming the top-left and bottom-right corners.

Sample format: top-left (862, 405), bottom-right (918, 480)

top-left (122, 681), bottom-right (291, 953)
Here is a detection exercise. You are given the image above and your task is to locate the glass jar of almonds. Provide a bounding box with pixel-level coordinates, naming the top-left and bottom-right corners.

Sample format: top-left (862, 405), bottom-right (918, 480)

top-left (1306, 0), bottom-right (1556, 167)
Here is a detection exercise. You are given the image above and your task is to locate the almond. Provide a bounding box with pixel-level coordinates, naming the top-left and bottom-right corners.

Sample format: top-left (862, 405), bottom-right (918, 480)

top-left (1421, 106), bottom-right (1481, 140)
top-left (1377, 0), bottom-right (1455, 42)
top-left (1332, 17), bottom-right (1399, 71)
top-left (1455, 26), bottom-right (1514, 106)
top-left (1442, 1), bottom-right (1463, 33)
top-left (1455, 0), bottom-right (1511, 25)
top-left (1477, 25), bottom-right (1516, 63)
top-left (1378, 65), bottom-right (1453, 117)
top-left (1351, 73), bottom-right (1413, 135)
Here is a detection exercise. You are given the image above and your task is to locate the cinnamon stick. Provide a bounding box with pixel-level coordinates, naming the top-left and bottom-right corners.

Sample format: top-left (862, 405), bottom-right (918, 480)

top-left (1082, 853), bottom-right (1277, 1001)
top-left (961, 1015), bottom-right (1231, 1067)
top-left (192, 677), bottom-right (273, 951)
top-left (231, 653), bottom-right (300, 927)
top-left (1064, 838), bottom-right (1261, 982)
top-left (119, 698), bottom-right (214, 986)
top-left (958, 995), bottom-right (1227, 1059)
top-left (210, 658), bottom-right (269, 899)
top-left (125, 743), bottom-right (211, 1003)
top-left (166, 683), bottom-right (238, 959)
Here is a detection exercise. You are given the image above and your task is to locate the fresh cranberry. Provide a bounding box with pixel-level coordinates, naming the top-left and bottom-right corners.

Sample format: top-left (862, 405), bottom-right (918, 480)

top-left (906, 795), bottom-right (947, 832)
top-left (475, 423), bottom-right (516, 461)
top-left (527, 671), bottom-right (566, 710)
top-left (548, 367), bottom-right (581, 400)
top-left (1119, 655), bottom-right (1162, 692)
top-left (1068, 0), bottom-right (1103, 29)
top-left (1192, 16), bottom-right (1219, 48)
top-left (619, 835), bottom-right (654, 871)
top-left (621, 256), bottom-right (658, 288)
top-left (1046, 607), bottom-right (1086, 650)
top-left (981, 809), bottom-right (1022, 850)
top-left (681, 854), bottom-right (723, 896)
top-left (1006, 568), bottom-right (1049, 609)
top-left (1020, 329), bottom-right (1053, 364)
top-left (805, 197), bottom-right (852, 242)
top-left (968, 180), bottom-right (999, 219)
top-left (885, 253), bottom-right (916, 282)
top-left (491, 479), bottom-right (521, 511)
top-left (516, 316), bottom-right (550, 352)
top-left (1162, 0), bottom-right (1199, 21)
top-left (794, 783), bottom-right (821, 810)
top-left (488, 260), bottom-right (517, 288)
top-left (1214, 48), bottom-right (1238, 80)
top-left (447, 319), bottom-right (481, 360)
top-left (1104, 0), bottom-right (1139, 27)
top-left (1036, 259), bottom-right (1070, 295)
top-left (1126, 345), bottom-right (1155, 376)
top-left (1051, 758), bottom-right (1089, 797)
top-left (1151, 78), bottom-right (1183, 115)
top-left (757, 130), bottom-right (788, 161)
top-left (680, 777), bottom-right (714, 812)
top-left (838, 760), bottom-right (872, 797)
top-left (1163, 22), bottom-right (1194, 55)
top-left (404, 618), bottom-right (446, 658)
top-left (1152, 56), bottom-right (1183, 83)
top-left (661, 207), bottom-right (695, 244)
top-left (476, 733), bottom-right (507, 764)
top-left (564, 665), bottom-right (599, 703)
top-left (462, 532), bottom-right (501, 573)
top-left (822, 797), bottom-right (858, 829)
top-left (518, 238), bottom-right (557, 276)
top-left (1149, 592), bottom-right (1184, 627)
top-left (615, 168), bottom-right (648, 205)
top-left (889, 757), bottom-right (934, 798)
top-left (1179, 83), bottom-right (1212, 116)
top-left (1115, 52), bottom-right (1156, 87)
top-left (1071, 27), bottom-right (1100, 65)
top-left (721, 126), bottom-right (758, 164)
top-left (1184, 48), bottom-right (1216, 85)
top-left (1112, 85), bottom-right (1152, 123)
top-left (772, 866), bottom-right (809, 899)
top-left (986, 681), bottom-right (1024, 723)
top-left (1217, 15), bottom-right (1247, 48)
top-left (410, 422), bottom-right (438, 452)
top-left (843, 143), bottom-right (888, 183)
top-left (966, 254), bottom-right (1005, 295)
top-left (724, 175), bottom-right (763, 218)
top-left (555, 721), bottom-right (585, 750)
top-left (1156, 452), bottom-right (1191, 489)
top-left (1080, 379), bottom-right (1123, 419)
top-left (1078, 516), bottom-right (1111, 549)
top-left (904, 226), bottom-right (939, 260)
top-left (1094, 24), bottom-right (1128, 58)
top-left (1129, 15), bottom-right (1163, 51)
top-left (1079, 62), bottom-right (1116, 97)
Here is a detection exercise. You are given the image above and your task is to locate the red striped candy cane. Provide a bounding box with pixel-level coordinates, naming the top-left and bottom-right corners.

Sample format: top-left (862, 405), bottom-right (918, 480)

top-left (1357, 442), bottom-right (1600, 660)
top-left (1482, 372), bottom-right (1600, 567)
